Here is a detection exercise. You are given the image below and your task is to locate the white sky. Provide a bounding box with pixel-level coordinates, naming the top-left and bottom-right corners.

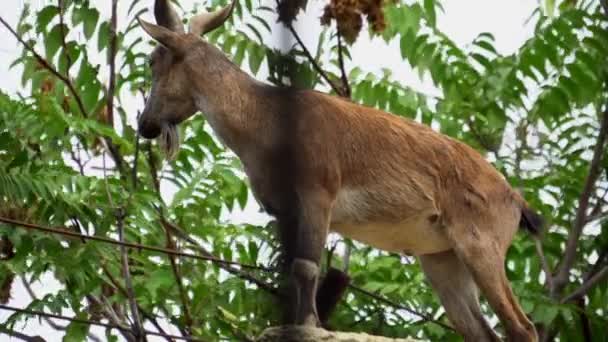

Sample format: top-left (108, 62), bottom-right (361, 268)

top-left (0, 0), bottom-right (538, 340)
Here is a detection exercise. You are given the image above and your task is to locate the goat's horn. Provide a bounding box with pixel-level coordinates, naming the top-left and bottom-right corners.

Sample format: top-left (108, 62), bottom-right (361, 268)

top-left (189, 0), bottom-right (236, 36)
top-left (154, 0), bottom-right (184, 33)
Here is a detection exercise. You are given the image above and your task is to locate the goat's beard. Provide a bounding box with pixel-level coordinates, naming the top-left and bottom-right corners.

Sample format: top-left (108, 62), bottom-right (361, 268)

top-left (158, 123), bottom-right (180, 160)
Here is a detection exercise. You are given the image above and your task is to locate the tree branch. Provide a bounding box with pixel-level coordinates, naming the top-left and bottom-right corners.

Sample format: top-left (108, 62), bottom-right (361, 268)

top-left (535, 238), bottom-right (553, 289)
top-left (116, 208), bottom-right (145, 341)
top-left (553, 109), bottom-right (608, 296)
top-left (58, 0), bottom-right (72, 75)
top-left (348, 283), bottom-right (455, 332)
top-left (164, 227), bottom-right (194, 336)
top-left (336, 29), bottom-right (351, 98)
top-left (0, 16), bottom-right (87, 118)
top-left (101, 266), bottom-right (175, 342)
top-left (106, 0), bottom-right (119, 127)
top-left (159, 219), bottom-right (279, 295)
top-left (561, 265), bottom-right (608, 303)
top-left (0, 326), bottom-right (45, 342)
top-left (286, 24), bottom-right (344, 96)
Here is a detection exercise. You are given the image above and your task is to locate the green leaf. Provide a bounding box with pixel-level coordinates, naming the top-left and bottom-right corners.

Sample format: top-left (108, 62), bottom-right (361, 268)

top-left (247, 42), bottom-right (264, 75)
top-left (82, 8), bottom-right (100, 40)
top-left (45, 24), bottom-right (66, 60)
top-left (97, 21), bottom-right (111, 52)
top-left (63, 315), bottom-right (89, 342)
top-left (36, 6), bottom-right (59, 33)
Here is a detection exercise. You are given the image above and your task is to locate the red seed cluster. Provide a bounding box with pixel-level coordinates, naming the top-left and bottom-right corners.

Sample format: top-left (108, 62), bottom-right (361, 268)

top-left (321, 0), bottom-right (390, 43)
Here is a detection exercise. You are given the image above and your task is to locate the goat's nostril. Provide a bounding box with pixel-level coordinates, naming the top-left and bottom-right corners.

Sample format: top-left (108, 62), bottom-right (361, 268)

top-left (138, 119), bottom-right (161, 139)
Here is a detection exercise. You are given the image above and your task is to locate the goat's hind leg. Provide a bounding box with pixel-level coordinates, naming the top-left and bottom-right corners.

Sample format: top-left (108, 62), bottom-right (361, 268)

top-left (420, 250), bottom-right (500, 342)
top-left (445, 219), bottom-right (537, 342)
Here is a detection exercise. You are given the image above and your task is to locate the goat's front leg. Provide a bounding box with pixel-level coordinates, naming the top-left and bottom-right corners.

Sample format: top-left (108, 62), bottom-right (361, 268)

top-left (281, 188), bottom-right (332, 326)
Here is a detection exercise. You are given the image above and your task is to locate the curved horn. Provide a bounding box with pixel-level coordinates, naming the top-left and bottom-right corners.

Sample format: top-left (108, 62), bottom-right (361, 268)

top-left (155, 0), bottom-right (184, 33)
top-left (189, 0), bottom-right (236, 36)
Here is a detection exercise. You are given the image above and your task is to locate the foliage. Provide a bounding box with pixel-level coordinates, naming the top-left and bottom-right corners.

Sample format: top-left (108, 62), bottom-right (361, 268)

top-left (0, 0), bottom-right (607, 341)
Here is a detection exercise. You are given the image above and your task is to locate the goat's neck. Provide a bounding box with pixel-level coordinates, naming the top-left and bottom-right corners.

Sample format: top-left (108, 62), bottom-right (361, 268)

top-left (186, 52), bottom-right (268, 157)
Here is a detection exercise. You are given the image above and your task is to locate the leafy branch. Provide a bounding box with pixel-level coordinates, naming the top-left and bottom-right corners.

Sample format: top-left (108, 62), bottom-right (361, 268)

top-left (0, 16), bottom-right (88, 118)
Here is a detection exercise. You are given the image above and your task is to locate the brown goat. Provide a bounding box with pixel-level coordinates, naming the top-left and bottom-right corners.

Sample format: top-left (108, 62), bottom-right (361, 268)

top-left (137, 1), bottom-right (542, 341)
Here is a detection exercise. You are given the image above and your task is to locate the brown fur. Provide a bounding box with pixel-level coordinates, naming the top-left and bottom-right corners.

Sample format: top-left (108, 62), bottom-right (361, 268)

top-left (137, 1), bottom-right (542, 340)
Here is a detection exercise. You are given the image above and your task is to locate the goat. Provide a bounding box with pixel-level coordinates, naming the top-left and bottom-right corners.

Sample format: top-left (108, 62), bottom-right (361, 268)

top-left (137, 1), bottom-right (543, 341)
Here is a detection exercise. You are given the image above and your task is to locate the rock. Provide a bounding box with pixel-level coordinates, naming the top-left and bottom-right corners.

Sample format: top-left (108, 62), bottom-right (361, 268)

top-left (256, 326), bottom-right (421, 342)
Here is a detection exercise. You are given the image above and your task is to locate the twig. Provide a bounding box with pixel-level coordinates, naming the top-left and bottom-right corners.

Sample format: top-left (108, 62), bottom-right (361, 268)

top-left (535, 238), bottom-right (553, 289)
top-left (584, 210), bottom-right (608, 224)
top-left (131, 112), bottom-right (142, 190)
top-left (0, 304), bottom-right (203, 341)
top-left (159, 219), bottom-right (280, 294)
top-left (89, 294), bottom-right (136, 342)
top-left (0, 16), bottom-right (87, 118)
top-left (107, 0), bottom-right (118, 127)
top-left (164, 227), bottom-right (194, 336)
top-left (58, 0), bottom-right (72, 75)
top-left (101, 266), bottom-right (175, 342)
top-left (0, 216), bottom-right (271, 271)
top-left (553, 110), bottom-right (608, 296)
top-left (286, 24), bottom-right (343, 95)
top-left (0, 326), bottom-right (45, 342)
top-left (116, 208), bottom-right (145, 341)
top-left (561, 265), bottom-right (608, 303)
top-left (336, 29), bottom-right (351, 98)
top-left (20, 276), bottom-right (67, 331)
top-left (348, 283), bottom-right (455, 332)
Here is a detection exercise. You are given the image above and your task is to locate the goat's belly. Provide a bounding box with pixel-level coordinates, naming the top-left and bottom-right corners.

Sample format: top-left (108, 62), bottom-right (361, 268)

top-left (330, 215), bottom-right (451, 256)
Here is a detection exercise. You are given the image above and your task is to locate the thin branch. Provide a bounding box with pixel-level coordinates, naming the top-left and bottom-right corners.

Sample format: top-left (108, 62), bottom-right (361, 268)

top-left (584, 210), bottom-right (608, 224)
top-left (116, 208), bottom-right (145, 341)
top-left (131, 112), bottom-right (142, 190)
top-left (575, 298), bottom-right (593, 342)
top-left (89, 294), bottom-right (136, 342)
top-left (101, 266), bottom-right (174, 342)
top-left (535, 238), bottom-right (553, 289)
top-left (348, 283), bottom-right (455, 332)
top-left (561, 265), bottom-right (608, 303)
top-left (286, 24), bottom-right (343, 96)
top-left (58, 0), bottom-right (72, 75)
top-left (20, 277), bottom-right (66, 330)
top-left (159, 219), bottom-right (280, 294)
top-left (0, 16), bottom-right (87, 118)
top-left (0, 216), bottom-right (271, 271)
top-left (164, 227), bottom-right (193, 336)
top-left (553, 110), bottom-right (608, 296)
top-left (0, 304), bottom-right (203, 341)
top-left (107, 0), bottom-right (119, 127)
top-left (336, 29), bottom-right (351, 98)
top-left (0, 326), bottom-right (45, 342)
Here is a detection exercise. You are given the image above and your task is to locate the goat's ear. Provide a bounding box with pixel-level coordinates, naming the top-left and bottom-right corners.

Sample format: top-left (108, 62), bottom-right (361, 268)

top-left (189, 0), bottom-right (236, 36)
top-left (154, 0), bottom-right (184, 33)
top-left (138, 17), bottom-right (186, 56)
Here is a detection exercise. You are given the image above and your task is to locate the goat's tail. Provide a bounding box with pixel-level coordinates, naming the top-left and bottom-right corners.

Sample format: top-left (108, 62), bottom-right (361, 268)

top-left (518, 200), bottom-right (544, 236)
top-left (520, 206), bottom-right (544, 235)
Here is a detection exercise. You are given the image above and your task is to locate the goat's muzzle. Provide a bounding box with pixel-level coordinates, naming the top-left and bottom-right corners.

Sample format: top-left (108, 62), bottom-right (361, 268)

top-left (138, 116), bottom-right (162, 139)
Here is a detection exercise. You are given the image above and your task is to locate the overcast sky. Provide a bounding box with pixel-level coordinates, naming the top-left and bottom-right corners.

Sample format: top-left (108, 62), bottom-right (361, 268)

top-left (0, 0), bottom-right (537, 340)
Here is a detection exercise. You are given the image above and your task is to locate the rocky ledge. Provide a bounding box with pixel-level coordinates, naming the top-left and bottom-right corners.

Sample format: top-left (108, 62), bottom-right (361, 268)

top-left (256, 326), bottom-right (421, 342)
